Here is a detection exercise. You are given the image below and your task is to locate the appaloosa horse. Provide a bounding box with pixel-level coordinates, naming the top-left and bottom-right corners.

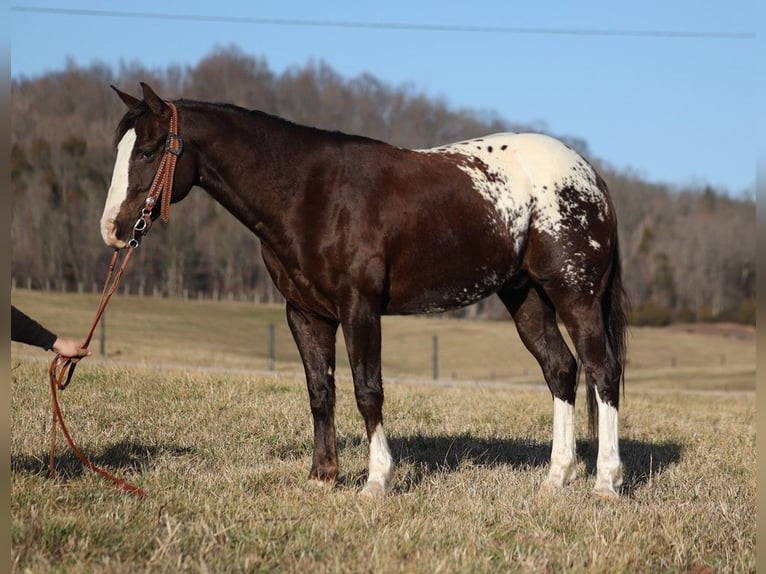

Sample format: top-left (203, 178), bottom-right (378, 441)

top-left (101, 83), bottom-right (628, 498)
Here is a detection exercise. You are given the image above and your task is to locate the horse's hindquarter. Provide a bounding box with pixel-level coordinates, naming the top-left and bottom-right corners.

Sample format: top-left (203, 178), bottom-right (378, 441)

top-left (383, 133), bottom-right (616, 311)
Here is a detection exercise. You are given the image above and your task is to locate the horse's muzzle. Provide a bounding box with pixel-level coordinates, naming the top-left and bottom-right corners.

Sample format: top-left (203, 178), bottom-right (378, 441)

top-left (101, 220), bottom-right (127, 249)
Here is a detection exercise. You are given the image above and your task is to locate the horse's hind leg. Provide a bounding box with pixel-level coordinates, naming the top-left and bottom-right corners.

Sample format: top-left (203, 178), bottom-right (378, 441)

top-left (498, 284), bottom-right (579, 489)
top-left (546, 289), bottom-right (624, 499)
top-left (286, 303), bottom-right (340, 484)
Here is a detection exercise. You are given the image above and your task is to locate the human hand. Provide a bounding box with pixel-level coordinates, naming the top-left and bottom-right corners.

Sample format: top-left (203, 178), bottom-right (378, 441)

top-left (52, 337), bottom-right (91, 360)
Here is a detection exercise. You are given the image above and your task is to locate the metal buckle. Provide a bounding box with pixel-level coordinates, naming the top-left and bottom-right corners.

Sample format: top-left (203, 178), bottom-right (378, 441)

top-left (129, 210), bottom-right (152, 248)
top-left (165, 132), bottom-right (184, 156)
top-left (133, 217), bottom-right (149, 233)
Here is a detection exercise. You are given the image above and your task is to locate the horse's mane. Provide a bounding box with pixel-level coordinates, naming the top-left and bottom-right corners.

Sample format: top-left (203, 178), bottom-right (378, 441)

top-left (194, 99), bottom-right (385, 146)
top-left (114, 98), bottom-right (384, 150)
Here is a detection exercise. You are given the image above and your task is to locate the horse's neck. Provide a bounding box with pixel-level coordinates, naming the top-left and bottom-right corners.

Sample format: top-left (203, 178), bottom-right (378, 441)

top-left (186, 104), bottom-right (316, 233)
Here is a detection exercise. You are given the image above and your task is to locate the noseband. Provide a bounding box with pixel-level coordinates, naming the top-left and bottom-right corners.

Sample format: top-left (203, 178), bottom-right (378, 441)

top-left (129, 101), bottom-right (183, 248)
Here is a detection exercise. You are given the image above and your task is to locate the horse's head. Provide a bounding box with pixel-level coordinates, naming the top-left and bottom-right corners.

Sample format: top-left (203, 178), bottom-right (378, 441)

top-left (101, 82), bottom-right (196, 248)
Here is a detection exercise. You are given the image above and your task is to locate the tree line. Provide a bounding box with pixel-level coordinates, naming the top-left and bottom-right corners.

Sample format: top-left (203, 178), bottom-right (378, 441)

top-left (10, 47), bottom-right (755, 325)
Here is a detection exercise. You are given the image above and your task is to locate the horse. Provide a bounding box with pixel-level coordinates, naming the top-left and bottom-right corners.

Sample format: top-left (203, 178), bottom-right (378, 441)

top-left (100, 82), bottom-right (628, 499)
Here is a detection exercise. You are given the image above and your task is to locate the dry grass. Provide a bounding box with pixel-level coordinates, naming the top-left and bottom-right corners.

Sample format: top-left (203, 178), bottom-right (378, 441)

top-left (10, 290), bottom-right (756, 572)
top-left (10, 288), bottom-right (755, 391)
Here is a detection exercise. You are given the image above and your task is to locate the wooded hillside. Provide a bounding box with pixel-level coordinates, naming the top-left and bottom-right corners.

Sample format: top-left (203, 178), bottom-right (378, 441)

top-left (10, 47), bottom-right (755, 324)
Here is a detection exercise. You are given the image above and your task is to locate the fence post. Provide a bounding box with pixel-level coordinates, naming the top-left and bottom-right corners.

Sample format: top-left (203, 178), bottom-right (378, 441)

top-left (268, 323), bottom-right (276, 370)
top-left (432, 334), bottom-right (439, 380)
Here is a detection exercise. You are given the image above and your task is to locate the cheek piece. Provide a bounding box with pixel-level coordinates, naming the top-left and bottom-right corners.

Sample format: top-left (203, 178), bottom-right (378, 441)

top-left (129, 101), bottom-right (183, 248)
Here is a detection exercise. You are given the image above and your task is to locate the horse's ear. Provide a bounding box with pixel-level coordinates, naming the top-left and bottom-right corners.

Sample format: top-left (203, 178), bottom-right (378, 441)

top-left (110, 85), bottom-right (141, 109)
top-left (140, 82), bottom-right (167, 116)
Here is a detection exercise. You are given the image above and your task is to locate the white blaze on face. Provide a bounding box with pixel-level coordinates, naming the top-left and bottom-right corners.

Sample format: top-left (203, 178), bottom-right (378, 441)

top-left (100, 129), bottom-right (137, 247)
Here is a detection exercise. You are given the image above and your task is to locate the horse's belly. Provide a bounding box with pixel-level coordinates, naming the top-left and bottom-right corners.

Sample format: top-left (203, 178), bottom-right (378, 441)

top-left (382, 191), bottom-right (528, 315)
top-left (385, 241), bottom-right (519, 315)
top-left (387, 279), bottom-right (503, 315)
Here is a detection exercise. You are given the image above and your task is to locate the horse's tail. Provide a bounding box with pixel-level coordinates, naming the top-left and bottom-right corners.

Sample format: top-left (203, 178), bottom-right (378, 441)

top-left (586, 234), bottom-right (629, 439)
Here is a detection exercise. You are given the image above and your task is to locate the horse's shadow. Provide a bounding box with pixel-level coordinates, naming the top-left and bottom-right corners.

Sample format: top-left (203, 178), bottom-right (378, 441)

top-left (13, 436), bottom-right (682, 498)
top-left (11, 441), bottom-right (194, 480)
top-left (338, 434), bottom-right (682, 496)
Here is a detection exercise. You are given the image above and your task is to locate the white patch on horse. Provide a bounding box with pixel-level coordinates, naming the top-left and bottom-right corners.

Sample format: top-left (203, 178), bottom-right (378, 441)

top-left (360, 423), bottom-right (393, 497)
top-left (593, 391), bottom-right (623, 498)
top-left (416, 133), bottom-right (609, 244)
top-left (561, 250), bottom-right (597, 295)
top-left (100, 129), bottom-right (136, 247)
top-left (543, 397), bottom-right (577, 489)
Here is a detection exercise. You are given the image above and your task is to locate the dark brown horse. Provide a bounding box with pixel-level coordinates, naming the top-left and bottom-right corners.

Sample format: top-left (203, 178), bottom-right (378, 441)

top-left (101, 83), bottom-right (628, 498)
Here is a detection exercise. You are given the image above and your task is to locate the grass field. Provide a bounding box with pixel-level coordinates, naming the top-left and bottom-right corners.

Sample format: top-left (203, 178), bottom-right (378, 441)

top-left (10, 289), bottom-right (756, 572)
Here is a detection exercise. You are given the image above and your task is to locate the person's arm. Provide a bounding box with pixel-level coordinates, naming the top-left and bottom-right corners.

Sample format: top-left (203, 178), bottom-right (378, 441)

top-left (11, 306), bottom-right (90, 358)
top-left (11, 305), bottom-right (57, 350)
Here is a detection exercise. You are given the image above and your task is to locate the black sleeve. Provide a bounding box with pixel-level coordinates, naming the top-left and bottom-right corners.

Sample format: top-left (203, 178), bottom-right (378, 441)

top-left (11, 305), bottom-right (57, 351)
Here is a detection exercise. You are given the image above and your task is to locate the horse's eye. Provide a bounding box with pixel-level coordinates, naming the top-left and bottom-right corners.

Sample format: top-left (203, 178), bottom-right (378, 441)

top-left (139, 150), bottom-right (154, 160)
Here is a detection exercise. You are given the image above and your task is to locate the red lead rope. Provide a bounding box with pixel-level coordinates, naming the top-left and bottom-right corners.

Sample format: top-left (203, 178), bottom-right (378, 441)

top-left (48, 246), bottom-right (146, 497)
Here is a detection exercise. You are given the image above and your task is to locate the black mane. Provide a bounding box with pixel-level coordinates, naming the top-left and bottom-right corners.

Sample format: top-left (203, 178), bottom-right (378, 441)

top-left (114, 97), bottom-right (383, 150)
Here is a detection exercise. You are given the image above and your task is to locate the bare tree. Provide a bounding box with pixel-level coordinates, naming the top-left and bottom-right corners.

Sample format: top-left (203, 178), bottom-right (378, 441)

top-left (10, 53), bottom-right (755, 324)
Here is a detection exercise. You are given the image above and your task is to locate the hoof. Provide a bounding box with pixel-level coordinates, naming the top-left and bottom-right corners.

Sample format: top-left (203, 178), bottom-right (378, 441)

top-left (360, 479), bottom-right (387, 499)
top-left (593, 464), bottom-right (623, 500)
top-left (541, 465), bottom-right (576, 491)
top-left (591, 486), bottom-right (620, 501)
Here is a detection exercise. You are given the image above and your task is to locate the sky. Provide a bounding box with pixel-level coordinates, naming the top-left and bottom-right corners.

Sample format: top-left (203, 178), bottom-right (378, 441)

top-left (9, 1), bottom-right (758, 197)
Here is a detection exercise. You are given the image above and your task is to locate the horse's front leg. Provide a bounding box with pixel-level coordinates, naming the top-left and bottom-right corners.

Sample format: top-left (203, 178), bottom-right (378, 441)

top-left (340, 293), bottom-right (394, 497)
top-left (286, 303), bottom-right (340, 484)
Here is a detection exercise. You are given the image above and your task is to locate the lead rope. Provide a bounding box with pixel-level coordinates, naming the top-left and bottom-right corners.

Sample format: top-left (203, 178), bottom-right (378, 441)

top-left (48, 246), bottom-right (146, 497)
top-left (48, 99), bottom-right (181, 498)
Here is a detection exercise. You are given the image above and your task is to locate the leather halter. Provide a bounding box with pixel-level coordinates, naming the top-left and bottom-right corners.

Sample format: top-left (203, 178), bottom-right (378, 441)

top-left (129, 101), bottom-right (183, 247)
